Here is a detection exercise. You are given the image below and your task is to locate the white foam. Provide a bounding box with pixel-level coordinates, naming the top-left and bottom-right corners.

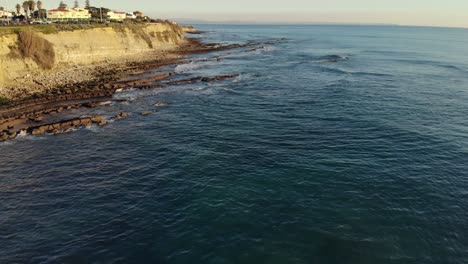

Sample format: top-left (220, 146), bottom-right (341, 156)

top-left (18, 130), bottom-right (27, 137)
top-left (260, 45), bottom-right (279, 53)
top-left (175, 59), bottom-right (216, 73)
top-left (85, 125), bottom-right (100, 133)
top-left (112, 89), bottom-right (140, 101)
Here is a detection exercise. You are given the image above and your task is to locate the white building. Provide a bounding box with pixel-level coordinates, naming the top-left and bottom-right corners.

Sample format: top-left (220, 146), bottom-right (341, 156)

top-left (0, 10), bottom-right (13, 19)
top-left (47, 8), bottom-right (91, 20)
top-left (107, 11), bottom-right (126, 21)
top-left (126, 13), bottom-right (136, 19)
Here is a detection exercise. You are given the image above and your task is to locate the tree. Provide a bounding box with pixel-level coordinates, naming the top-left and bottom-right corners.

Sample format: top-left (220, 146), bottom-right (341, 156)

top-left (29, 1), bottom-right (36, 14)
top-left (37, 0), bottom-right (43, 18)
top-left (58, 1), bottom-right (67, 8)
top-left (133, 11), bottom-right (143, 18)
top-left (85, 0), bottom-right (90, 9)
top-left (74, 0), bottom-right (79, 8)
top-left (0, 7), bottom-right (4, 11)
top-left (16, 3), bottom-right (21, 15)
top-left (22, 1), bottom-right (29, 17)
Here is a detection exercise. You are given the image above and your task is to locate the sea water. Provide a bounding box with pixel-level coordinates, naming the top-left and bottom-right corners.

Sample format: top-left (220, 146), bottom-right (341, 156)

top-left (1, 25), bottom-right (468, 263)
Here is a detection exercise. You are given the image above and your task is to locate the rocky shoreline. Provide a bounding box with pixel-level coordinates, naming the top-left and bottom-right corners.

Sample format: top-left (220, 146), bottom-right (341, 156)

top-left (1, 36), bottom-right (274, 143)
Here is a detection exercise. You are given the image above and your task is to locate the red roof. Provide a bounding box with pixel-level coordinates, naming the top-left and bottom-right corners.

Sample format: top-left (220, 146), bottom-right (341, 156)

top-left (48, 8), bottom-right (69, 12)
top-left (48, 8), bottom-right (88, 12)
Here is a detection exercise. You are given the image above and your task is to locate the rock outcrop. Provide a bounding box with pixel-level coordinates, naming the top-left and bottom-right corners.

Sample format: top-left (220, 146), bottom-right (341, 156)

top-left (0, 112), bottom-right (133, 141)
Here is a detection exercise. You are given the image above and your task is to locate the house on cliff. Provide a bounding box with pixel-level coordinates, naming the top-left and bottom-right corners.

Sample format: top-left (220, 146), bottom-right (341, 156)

top-left (0, 10), bottom-right (13, 19)
top-left (126, 13), bottom-right (136, 20)
top-left (47, 8), bottom-right (91, 20)
top-left (107, 11), bottom-right (126, 21)
top-left (133, 11), bottom-right (144, 18)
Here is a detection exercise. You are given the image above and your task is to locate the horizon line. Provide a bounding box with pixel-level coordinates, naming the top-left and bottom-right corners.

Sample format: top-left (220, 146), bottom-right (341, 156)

top-left (173, 19), bottom-right (468, 30)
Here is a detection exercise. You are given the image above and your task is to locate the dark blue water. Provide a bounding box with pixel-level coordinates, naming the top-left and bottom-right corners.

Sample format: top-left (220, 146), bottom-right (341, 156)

top-left (1, 25), bottom-right (468, 263)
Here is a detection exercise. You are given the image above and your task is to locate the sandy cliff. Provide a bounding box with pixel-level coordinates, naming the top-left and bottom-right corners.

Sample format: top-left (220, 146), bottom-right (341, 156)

top-left (0, 22), bottom-right (185, 98)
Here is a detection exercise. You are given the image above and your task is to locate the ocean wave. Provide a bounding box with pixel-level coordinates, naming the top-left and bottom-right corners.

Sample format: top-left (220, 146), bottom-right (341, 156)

top-left (323, 78), bottom-right (353, 88)
top-left (320, 67), bottom-right (393, 77)
top-left (2, 132), bottom-right (48, 145)
top-left (0, 140), bottom-right (15, 146)
top-left (175, 59), bottom-right (218, 73)
top-left (294, 54), bottom-right (351, 65)
top-left (216, 45), bottom-right (280, 61)
top-left (112, 88), bottom-right (141, 101)
top-left (109, 80), bottom-right (229, 103)
top-left (318, 55), bottom-right (350, 63)
top-left (252, 37), bottom-right (289, 45)
top-left (85, 125), bottom-right (102, 133)
top-left (364, 50), bottom-right (419, 56)
top-left (258, 45), bottom-right (279, 53)
top-left (352, 71), bottom-right (393, 77)
top-left (393, 59), bottom-right (468, 73)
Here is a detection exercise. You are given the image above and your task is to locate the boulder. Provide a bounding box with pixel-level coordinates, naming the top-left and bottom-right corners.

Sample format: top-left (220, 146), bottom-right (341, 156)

top-left (52, 123), bottom-right (61, 129)
top-left (91, 116), bottom-right (105, 123)
top-left (60, 121), bottom-right (74, 129)
top-left (82, 102), bottom-right (99, 108)
top-left (0, 131), bottom-right (17, 141)
top-left (98, 101), bottom-right (112, 106)
top-left (29, 116), bottom-right (43, 123)
top-left (31, 127), bottom-right (45, 135)
top-left (38, 125), bottom-right (51, 132)
top-left (155, 102), bottom-right (168, 107)
top-left (72, 119), bottom-right (81, 126)
top-left (8, 132), bottom-right (18, 140)
top-left (80, 118), bottom-right (92, 127)
top-left (117, 112), bottom-right (129, 119)
top-left (53, 128), bottom-right (73, 135)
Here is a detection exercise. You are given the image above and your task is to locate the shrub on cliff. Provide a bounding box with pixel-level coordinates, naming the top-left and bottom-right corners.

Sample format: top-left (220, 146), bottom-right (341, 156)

top-left (126, 23), bottom-right (153, 48)
top-left (17, 31), bottom-right (55, 69)
top-left (0, 97), bottom-right (9, 106)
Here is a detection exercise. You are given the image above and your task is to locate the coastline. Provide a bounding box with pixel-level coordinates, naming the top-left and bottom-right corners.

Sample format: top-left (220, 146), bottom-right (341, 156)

top-left (0, 22), bottom-right (187, 99)
top-left (0, 35), bottom-right (263, 142)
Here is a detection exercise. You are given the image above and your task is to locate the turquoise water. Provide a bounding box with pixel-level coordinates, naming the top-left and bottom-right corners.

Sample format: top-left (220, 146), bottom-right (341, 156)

top-left (1, 25), bottom-right (468, 263)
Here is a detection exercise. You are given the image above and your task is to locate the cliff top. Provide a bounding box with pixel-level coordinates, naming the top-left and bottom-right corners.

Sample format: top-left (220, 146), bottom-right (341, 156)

top-left (0, 20), bottom-right (181, 37)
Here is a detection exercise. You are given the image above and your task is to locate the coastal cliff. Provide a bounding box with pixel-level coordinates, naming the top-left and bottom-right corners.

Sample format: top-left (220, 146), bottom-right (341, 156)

top-left (0, 30), bottom-right (257, 142)
top-left (0, 22), bottom-right (185, 99)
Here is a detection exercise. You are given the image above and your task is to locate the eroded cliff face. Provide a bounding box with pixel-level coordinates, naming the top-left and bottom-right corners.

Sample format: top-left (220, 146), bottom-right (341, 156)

top-left (0, 22), bottom-right (185, 95)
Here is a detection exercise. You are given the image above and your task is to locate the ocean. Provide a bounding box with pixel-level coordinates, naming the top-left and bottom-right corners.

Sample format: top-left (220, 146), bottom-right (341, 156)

top-left (1, 24), bottom-right (468, 263)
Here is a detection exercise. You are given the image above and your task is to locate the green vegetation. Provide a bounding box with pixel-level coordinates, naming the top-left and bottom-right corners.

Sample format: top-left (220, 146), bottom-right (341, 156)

top-left (58, 1), bottom-right (67, 9)
top-left (14, 1), bottom-right (46, 19)
top-left (0, 20), bottom-right (184, 37)
top-left (0, 97), bottom-right (10, 106)
top-left (17, 30), bottom-right (55, 69)
top-left (0, 23), bottom-right (109, 36)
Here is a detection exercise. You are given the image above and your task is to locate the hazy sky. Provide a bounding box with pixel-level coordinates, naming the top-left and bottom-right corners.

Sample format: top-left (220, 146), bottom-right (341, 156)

top-left (1, 0), bottom-right (467, 28)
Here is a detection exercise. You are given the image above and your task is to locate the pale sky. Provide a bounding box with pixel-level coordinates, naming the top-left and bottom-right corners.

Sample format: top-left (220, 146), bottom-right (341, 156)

top-left (1, 0), bottom-right (467, 28)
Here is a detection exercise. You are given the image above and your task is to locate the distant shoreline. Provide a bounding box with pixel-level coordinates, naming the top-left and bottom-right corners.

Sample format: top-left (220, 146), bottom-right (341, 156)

top-left (175, 21), bottom-right (468, 30)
